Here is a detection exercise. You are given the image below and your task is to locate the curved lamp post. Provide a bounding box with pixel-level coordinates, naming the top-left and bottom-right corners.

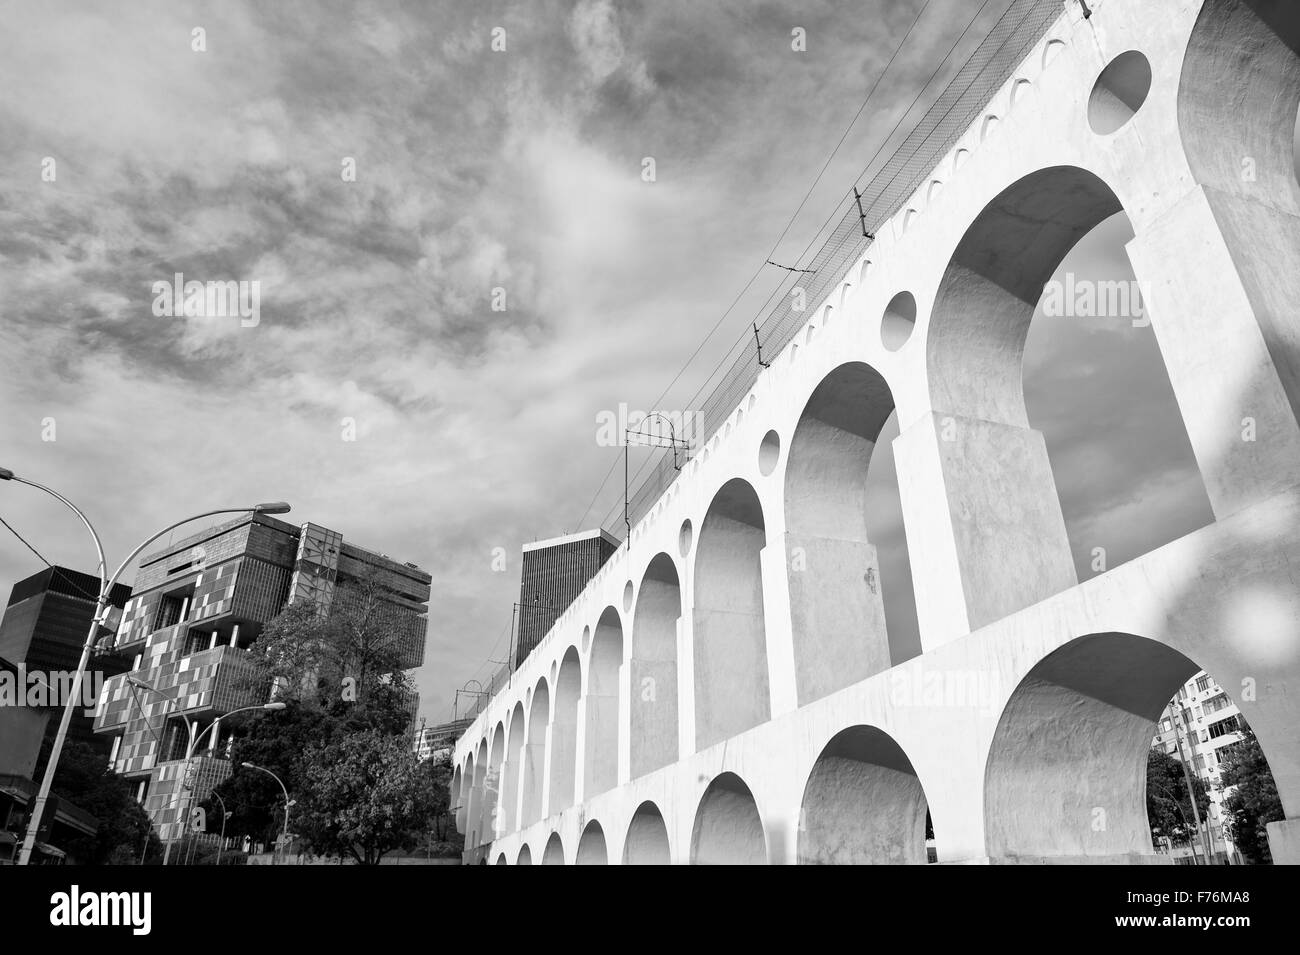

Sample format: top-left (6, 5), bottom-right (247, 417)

top-left (0, 464), bottom-right (288, 866)
top-left (211, 790), bottom-right (231, 866)
top-left (127, 677), bottom-right (284, 865)
top-left (241, 761), bottom-right (293, 864)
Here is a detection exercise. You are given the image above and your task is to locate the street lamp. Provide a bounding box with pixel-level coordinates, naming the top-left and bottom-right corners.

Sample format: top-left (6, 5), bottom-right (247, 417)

top-left (211, 790), bottom-right (231, 866)
top-left (241, 761), bottom-right (293, 864)
top-left (127, 677), bottom-right (285, 865)
top-left (0, 466), bottom-right (288, 866)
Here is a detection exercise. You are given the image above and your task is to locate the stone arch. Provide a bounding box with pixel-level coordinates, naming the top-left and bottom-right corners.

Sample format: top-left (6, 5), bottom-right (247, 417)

top-left (484, 722), bottom-right (506, 840)
top-left (521, 677), bottom-right (549, 826)
top-left (1042, 37), bottom-right (1066, 69)
top-left (929, 165), bottom-right (1126, 426)
top-left (542, 831), bottom-right (565, 865)
top-left (517, 844), bottom-right (532, 865)
top-left (1011, 77), bottom-right (1032, 107)
top-left (919, 165), bottom-right (1132, 635)
top-left (576, 820), bottom-right (608, 864)
top-left (1179, 0), bottom-right (1300, 422)
top-left (584, 606), bottom-right (623, 798)
top-left (457, 755), bottom-right (473, 837)
top-left (984, 632), bottom-right (1201, 861)
top-left (451, 764), bottom-right (464, 834)
top-left (784, 362), bottom-right (915, 703)
top-left (468, 740), bottom-right (487, 848)
top-left (495, 852), bottom-right (507, 865)
top-left (693, 478), bottom-right (771, 750)
top-left (549, 647), bottom-right (581, 814)
top-left (630, 553), bottom-right (681, 778)
top-left (623, 801), bottom-right (672, 865)
top-left (500, 702), bottom-right (525, 836)
top-left (691, 772), bottom-right (767, 865)
top-left (798, 725), bottom-right (930, 864)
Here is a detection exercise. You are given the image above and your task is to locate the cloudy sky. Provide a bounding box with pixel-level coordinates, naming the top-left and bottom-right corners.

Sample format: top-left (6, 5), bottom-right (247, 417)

top-left (0, 0), bottom-right (1216, 724)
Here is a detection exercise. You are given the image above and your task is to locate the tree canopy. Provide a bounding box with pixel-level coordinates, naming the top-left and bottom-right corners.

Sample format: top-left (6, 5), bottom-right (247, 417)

top-left (1218, 727), bottom-right (1283, 864)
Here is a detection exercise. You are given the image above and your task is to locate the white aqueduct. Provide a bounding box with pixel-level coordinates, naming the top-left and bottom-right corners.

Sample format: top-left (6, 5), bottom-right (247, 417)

top-left (453, 0), bottom-right (1300, 864)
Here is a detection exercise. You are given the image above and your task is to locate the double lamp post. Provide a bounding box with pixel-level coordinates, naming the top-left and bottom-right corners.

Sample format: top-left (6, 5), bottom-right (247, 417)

top-left (0, 464), bottom-right (289, 866)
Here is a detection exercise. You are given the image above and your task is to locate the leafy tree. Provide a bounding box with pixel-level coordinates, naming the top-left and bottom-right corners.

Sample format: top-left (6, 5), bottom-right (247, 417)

top-left (295, 729), bottom-right (441, 865)
top-left (1146, 746), bottom-right (1210, 847)
top-left (1218, 727), bottom-right (1283, 864)
top-left (245, 569), bottom-right (418, 713)
top-left (37, 738), bottom-right (162, 865)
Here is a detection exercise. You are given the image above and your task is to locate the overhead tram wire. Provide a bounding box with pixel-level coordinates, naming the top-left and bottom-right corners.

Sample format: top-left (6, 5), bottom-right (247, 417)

top-left (612, 0), bottom-right (1037, 533)
top-left (600, 188), bottom-right (862, 530)
top-left (602, 0), bottom-right (1002, 530)
top-left (576, 0), bottom-right (938, 532)
top-left (0, 515), bottom-right (53, 568)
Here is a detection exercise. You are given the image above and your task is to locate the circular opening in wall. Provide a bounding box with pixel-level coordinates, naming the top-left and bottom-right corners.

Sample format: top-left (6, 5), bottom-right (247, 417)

top-left (1088, 51), bottom-right (1151, 135)
top-left (759, 430), bottom-right (780, 476)
top-left (623, 581), bottom-right (634, 613)
top-left (678, 519), bottom-right (693, 557)
top-left (881, 291), bottom-right (917, 352)
top-left (581, 626), bottom-right (591, 654)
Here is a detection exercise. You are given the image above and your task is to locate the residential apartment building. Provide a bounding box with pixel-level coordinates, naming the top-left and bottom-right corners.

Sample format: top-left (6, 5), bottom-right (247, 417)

top-left (93, 515), bottom-right (430, 844)
top-left (1151, 670), bottom-right (1249, 862)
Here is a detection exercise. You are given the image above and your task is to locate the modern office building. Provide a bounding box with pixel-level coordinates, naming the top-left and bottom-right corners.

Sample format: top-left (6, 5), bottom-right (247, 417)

top-left (93, 514), bottom-right (430, 845)
top-left (0, 566), bottom-right (133, 753)
top-left (0, 655), bottom-right (100, 864)
top-left (1150, 670), bottom-right (1249, 863)
top-left (514, 529), bottom-right (618, 668)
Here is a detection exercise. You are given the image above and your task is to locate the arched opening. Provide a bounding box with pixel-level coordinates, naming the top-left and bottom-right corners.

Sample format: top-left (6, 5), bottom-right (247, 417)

top-left (785, 362), bottom-right (920, 704)
top-left (498, 703), bottom-right (525, 837)
top-left (484, 723), bottom-right (505, 841)
top-left (521, 678), bottom-right (549, 826)
top-left (923, 165), bottom-right (1210, 635)
top-left (691, 772), bottom-right (766, 865)
top-left (549, 648), bottom-right (581, 814)
top-left (630, 554), bottom-right (681, 779)
top-left (1179, 0), bottom-right (1300, 424)
top-left (1025, 212), bottom-right (1212, 585)
top-left (541, 832), bottom-right (564, 865)
top-left (584, 607), bottom-right (623, 799)
top-left (576, 820), bottom-right (608, 865)
top-left (798, 725), bottom-right (930, 864)
top-left (517, 844), bottom-right (532, 865)
top-left (495, 853), bottom-right (507, 865)
top-left (623, 801), bottom-right (671, 865)
top-left (693, 479), bottom-right (770, 750)
top-left (468, 742), bottom-right (486, 848)
top-left (451, 765), bottom-right (464, 835)
top-left (981, 632), bottom-right (1291, 862)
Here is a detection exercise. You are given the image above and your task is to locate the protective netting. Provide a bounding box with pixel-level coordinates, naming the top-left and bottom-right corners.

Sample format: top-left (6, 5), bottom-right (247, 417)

top-left (602, 0), bottom-right (1070, 538)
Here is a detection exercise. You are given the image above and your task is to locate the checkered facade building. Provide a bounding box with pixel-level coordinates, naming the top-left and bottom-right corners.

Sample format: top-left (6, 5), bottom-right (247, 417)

top-left (94, 514), bottom-right (430, 844)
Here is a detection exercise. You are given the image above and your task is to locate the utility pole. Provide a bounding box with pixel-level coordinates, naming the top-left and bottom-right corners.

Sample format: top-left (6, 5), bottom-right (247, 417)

top-left (1171, 702), bottom-right (1214, 864)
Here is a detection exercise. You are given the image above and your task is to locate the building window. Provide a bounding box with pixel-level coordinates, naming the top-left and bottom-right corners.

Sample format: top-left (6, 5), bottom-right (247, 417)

top-left (1208, 715), bottom-right (1240, 740)
top-left (1196, 675), bottom-right (1212, 693)
top-left (1203, 693), bottom-right (1230, 715)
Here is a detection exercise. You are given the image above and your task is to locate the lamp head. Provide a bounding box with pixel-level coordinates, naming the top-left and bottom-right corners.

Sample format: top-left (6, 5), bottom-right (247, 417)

top-left (263, 702), bottom-right (287, 711)
top-left (0, 468), bottom-right (13, 481)
top-left (253, 502), bottom-right (291, 515)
